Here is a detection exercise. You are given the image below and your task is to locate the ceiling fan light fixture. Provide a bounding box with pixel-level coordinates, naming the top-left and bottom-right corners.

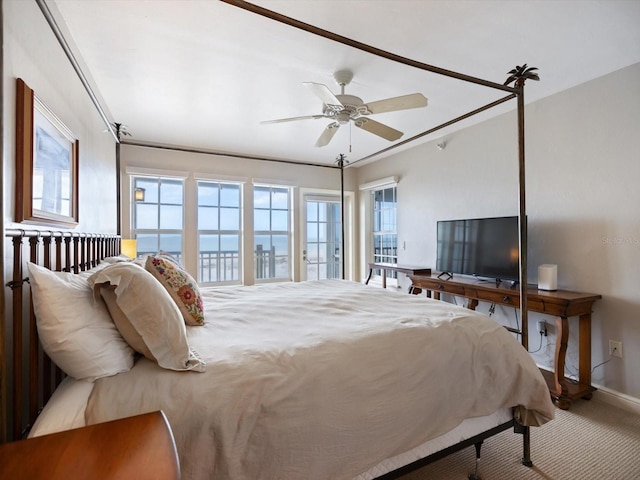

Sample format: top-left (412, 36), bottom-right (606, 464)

top-left (337, 112), bottom-right (351, 124)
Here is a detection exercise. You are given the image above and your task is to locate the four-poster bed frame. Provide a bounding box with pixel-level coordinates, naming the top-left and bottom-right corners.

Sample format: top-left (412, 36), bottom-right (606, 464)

top-left (222, 0), bottom-right (536, 470)
top-left (3, 1), bottom-right (546, 477)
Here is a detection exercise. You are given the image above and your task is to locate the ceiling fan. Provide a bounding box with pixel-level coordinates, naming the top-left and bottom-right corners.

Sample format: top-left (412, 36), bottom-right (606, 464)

top-left (261, 70), bottom-right (428, 147)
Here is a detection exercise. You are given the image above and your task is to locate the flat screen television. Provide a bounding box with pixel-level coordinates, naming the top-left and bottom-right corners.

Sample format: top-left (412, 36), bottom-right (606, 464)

top-left (436, 216), bottom-right (521, 283)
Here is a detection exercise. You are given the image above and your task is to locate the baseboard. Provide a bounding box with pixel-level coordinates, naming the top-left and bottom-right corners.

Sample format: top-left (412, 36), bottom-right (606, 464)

top-left (592, 385), bottom-right (640, 416)
top-left (536, 365), bottom-right (640, 416)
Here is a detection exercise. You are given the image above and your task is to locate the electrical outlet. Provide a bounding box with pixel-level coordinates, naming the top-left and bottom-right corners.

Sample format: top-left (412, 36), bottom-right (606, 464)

top-left (609, 340), bottom-right (623, 358)
top-left (537, 320), bottom-right (547, 336)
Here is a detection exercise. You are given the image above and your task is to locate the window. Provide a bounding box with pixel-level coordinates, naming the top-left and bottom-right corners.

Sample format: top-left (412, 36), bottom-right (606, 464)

top-left (197, 181), bottom-right (242, 284)
top-left (132, 176), bottom-right (184, 262)
top-left (254, 185), bottom-right (291, 281)
top-left (372, 186), bottom-right (397, 278)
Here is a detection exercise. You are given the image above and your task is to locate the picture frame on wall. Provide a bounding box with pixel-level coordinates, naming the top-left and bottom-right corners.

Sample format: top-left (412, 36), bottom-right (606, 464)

top-left (15, 78), bottom-right (79, 227)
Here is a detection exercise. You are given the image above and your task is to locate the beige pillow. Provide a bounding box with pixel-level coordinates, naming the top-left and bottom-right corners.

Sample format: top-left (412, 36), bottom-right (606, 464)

top-left (99, 285), bottom-right (154, 360)
top-left (145, 254), bottom-right (205, 326)
top-left (27, 262), bottom-right (134, 381)
top-left (88, 263), bottom-right (205, 372)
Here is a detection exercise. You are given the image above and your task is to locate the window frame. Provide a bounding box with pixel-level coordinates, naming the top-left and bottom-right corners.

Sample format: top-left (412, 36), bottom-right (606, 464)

top-left (372, 185), bottom-right (398, 263)
top-left (131, 175), bottom-right (185, 263)
top-left (253, 183), bottom-right (293, 283)
top-left (196, 180), bottom-right (243, 286)
top-left (358, 176), bottom-right (399, 285)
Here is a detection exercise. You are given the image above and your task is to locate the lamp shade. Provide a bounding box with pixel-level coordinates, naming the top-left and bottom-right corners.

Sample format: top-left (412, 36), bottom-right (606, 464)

top-left (121, 239), bottom-right (137, 259)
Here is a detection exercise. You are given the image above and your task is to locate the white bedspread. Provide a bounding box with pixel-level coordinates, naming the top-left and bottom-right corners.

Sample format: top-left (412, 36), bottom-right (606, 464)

top-left (85, 280), bottom-right (554, 480)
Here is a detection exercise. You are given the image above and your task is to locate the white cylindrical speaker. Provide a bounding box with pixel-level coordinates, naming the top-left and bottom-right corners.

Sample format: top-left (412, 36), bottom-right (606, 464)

top-left (538, 264), bottom-right (558, 291)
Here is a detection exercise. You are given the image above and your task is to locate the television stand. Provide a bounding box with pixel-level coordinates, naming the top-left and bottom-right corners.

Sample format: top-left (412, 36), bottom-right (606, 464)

top-left (409, 273), bottom-right (601, 410)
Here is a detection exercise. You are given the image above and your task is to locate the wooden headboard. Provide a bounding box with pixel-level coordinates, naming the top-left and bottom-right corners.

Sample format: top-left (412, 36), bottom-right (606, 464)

top-left (2, 229), bottom-right (120, 442)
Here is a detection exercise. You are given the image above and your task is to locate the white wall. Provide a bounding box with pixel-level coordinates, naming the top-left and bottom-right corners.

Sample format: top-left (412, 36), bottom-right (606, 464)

top-left (3, 0), bottom-right (117, 232)
top-left (357, 63), bottom-right (640, 400)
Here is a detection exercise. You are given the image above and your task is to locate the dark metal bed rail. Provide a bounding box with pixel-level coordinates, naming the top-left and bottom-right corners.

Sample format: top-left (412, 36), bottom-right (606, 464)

top-left (2, 229), bottom-right (120, 442)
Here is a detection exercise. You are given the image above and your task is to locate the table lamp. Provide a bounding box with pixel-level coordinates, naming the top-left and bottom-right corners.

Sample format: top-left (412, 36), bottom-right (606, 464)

top-left (121, 239), bottom-right (137, 259)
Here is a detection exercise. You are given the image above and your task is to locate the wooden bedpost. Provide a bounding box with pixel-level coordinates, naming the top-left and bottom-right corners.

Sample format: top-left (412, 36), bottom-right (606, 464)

top-left (508, 64), bottom-right (539, 354)
top-left (10, 234), bottom-right (24, 440)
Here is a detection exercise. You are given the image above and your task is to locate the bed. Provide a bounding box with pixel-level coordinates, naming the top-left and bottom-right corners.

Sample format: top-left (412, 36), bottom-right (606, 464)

top-left (4, 229), bottom-right (554, 480)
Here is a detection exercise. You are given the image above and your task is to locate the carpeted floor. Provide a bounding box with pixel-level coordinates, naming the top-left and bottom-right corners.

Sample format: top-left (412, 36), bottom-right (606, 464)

top-left (399, 397), bottom-right (640, 480)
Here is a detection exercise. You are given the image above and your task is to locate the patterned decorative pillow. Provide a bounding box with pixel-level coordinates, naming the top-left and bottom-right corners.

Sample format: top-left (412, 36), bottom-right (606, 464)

top-left (145, 255), bottom-right (205, 326)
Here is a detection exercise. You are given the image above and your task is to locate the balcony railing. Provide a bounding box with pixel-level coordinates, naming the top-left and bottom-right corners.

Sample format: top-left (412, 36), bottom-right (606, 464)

top-left (199, 247), bottom-right (279, 283)
top-left (141, 246), bottom-right (281, 283)
top-left (199, 250), bottom-right (240, 283)
top-left (255, 244), bottom-right (276, 279)
top-left (373, 246), bottom-right (398, 279)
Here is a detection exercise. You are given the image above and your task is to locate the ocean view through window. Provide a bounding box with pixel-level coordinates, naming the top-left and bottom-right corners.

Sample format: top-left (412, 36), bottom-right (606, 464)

top-left (197, 181), bottom-right (242, 284)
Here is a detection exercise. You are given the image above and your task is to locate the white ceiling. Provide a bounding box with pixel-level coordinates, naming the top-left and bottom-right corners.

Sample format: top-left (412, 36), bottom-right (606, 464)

top-left (51, 0), bottom-right (640, 167)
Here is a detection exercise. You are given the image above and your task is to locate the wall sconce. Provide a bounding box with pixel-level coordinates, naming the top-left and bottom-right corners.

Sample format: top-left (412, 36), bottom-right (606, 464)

top-left (134, 187), bottom-right (145, 202)
top-left (121, 239), bottom-right (137, 259)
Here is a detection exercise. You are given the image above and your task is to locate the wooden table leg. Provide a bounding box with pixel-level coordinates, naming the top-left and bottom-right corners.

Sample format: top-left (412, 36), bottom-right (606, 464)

top-left (381, 268), bottom-right (387, 288)
top-left (554, 315), bottom-right (571, 409)
top-left (466, 298), bottom-right (479, 310)
top-left (579, 313), bottom-right (593, 400)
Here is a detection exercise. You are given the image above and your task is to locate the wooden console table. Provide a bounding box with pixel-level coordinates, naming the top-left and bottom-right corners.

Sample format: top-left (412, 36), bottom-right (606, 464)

top-left (409, 274), bottom-right (601, 410)
top-left (365, 262), bottom-right (431, 290)
top-left (0, 411), bottom-right (180, 479)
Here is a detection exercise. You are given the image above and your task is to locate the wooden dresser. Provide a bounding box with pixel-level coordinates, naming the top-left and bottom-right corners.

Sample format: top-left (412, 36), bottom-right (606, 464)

top-left (0, 411), bottom-right (180, 479)
top-left (410, 274), bottom-right (602, 410)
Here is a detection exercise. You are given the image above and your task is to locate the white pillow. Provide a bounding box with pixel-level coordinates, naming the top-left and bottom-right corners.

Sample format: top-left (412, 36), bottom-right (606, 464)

top-left (100, 255), bottom-right (134, 265)
top-left (88, 263), bottom-right (205, 373)
top-left (27, 263), bottom-right (135, 381)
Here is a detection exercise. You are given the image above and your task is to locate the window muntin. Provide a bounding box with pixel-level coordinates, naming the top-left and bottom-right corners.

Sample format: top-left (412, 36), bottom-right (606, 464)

top-left (197, 181), bottom-right (242, 284)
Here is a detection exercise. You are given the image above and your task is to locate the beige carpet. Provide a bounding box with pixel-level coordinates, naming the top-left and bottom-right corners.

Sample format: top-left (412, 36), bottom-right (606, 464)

top-left (399, 397), bottom-right (640, 480)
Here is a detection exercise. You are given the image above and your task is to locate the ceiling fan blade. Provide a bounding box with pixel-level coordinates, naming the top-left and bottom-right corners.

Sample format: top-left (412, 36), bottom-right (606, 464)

top-left (363, 93), bottom-right (428, 115)
top-left (315, 122), bottom-right (340, 147)
top-left (261, 114), bottom-right (325, 124)
top-left (303, 82), bottom-right (343, 109)
top-left (354, 117), bottom-right (403, 141)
